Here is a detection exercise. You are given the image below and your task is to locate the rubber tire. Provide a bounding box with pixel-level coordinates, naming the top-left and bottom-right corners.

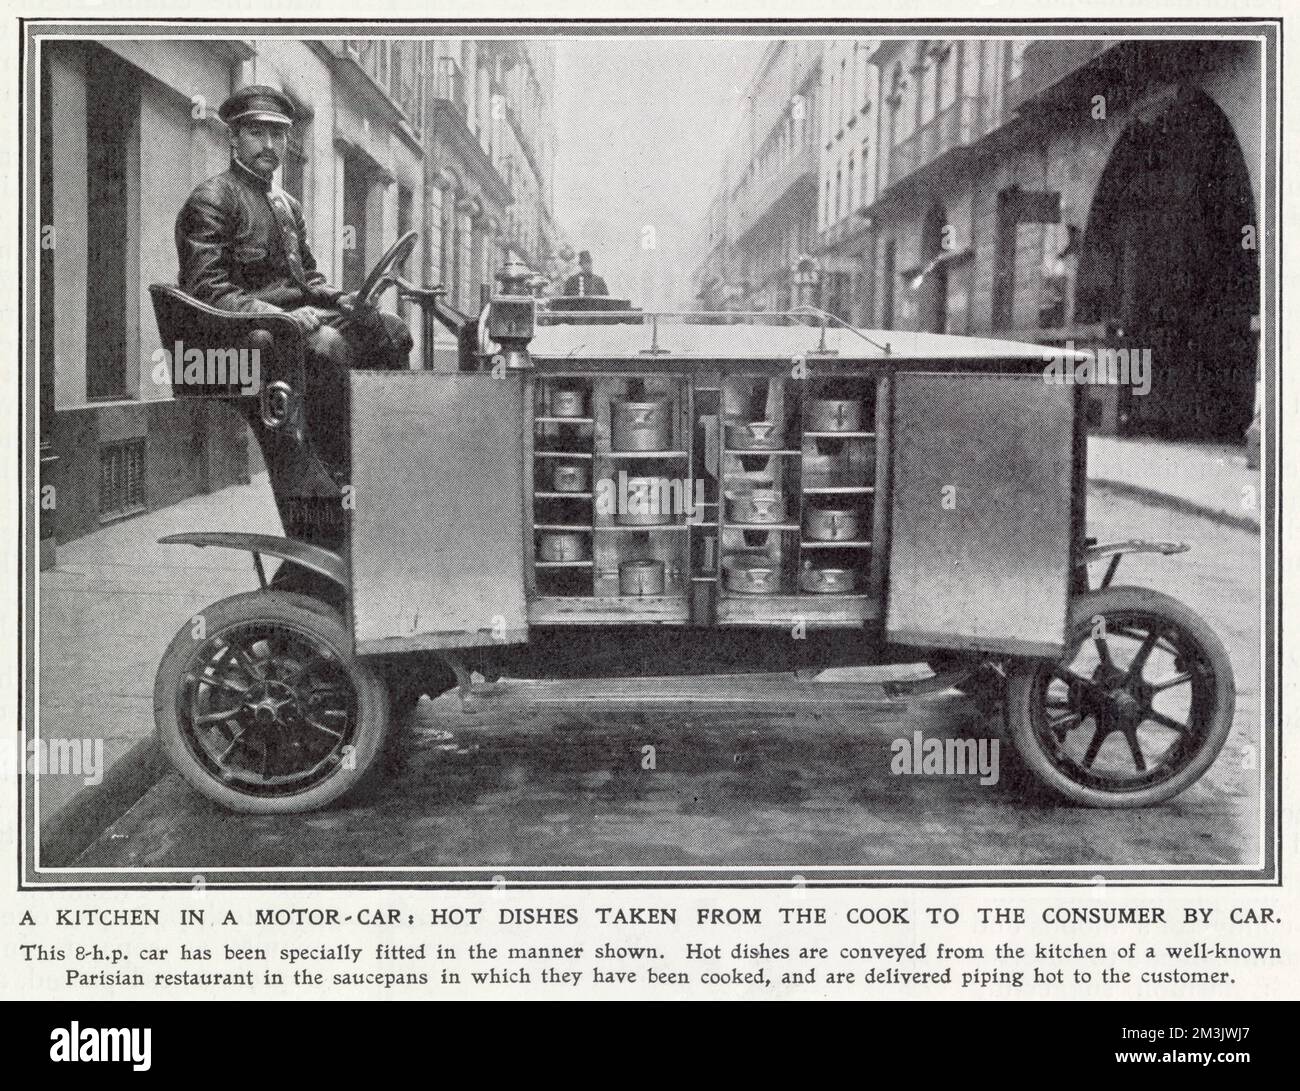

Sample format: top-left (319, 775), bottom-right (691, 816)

top-left (154, 590), bottom-right (390, 814)
top-left (1004, 585), bottom-right (1235, 808)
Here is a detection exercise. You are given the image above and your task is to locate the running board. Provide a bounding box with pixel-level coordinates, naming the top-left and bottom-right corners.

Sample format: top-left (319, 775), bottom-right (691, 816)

top-left (447, 665), bottom-right (969, 711)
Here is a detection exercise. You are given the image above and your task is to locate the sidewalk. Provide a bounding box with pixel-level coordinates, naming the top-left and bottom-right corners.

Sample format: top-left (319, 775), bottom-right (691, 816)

top-left (1087, 435), bottom-right (1261, 533)
top-left (37, 474), bottom-right (280, 837)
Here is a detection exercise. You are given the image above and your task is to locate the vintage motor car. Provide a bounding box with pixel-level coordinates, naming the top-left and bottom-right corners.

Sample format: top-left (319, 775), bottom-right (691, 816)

top-left (148, 232), bottom-right (1235, 814)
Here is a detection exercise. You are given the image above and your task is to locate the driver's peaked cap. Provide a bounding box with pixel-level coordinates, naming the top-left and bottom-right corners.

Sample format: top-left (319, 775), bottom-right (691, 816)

top-left (219, 85), bottom-right (295, 128)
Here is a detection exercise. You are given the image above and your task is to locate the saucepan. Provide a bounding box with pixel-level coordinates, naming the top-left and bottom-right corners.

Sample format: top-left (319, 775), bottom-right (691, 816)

top-left (537, 532), bottom-right (588, 563)
top-left (807, 398), bottom-right (862, 433)
top-left (619, 559), bottom-right (666, 597)
top-left (723, 554), bottom-right (780, 595)
top-left (804, 503), bottom-right (860, 542)
top-left (724, 487), bottom-right (786, 526)
top-left (612, 400), bottom-right (670, 452)
top-left (616, 476), bottom-right (673, 526)
top-left (550, 387), bottom-right (587, 418)
top-left (725, 418), bottom-right (784, 451)
top-left (551, 462), bottom-right (589, 492)
top-left (798, 563), bottom-right (856, 594)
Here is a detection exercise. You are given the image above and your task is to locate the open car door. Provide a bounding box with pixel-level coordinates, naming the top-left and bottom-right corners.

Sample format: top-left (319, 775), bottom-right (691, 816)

top-left (886, 371), bottom-right (1078, 658)
top-left (349, 371), bottom-right (529, 653)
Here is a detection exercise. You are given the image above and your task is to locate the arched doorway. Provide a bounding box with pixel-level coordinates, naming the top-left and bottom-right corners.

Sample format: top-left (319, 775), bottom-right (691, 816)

top-left (918, 203), bottom-right (949, 334)
top-left (1076, 89), bottom-right (1259, 441)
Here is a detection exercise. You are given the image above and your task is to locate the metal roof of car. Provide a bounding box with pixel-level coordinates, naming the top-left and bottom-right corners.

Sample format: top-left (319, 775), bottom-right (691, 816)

top-left (528, 314), bottom-right (1091, 363)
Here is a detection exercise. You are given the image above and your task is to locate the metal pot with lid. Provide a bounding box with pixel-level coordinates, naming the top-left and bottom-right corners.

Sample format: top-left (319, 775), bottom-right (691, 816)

top-left (808, 398), bottom-right (862, 433)
top-left (619, 559), bottom-right (666, 597)
top-left (725, 418), bottom-right (784, 451)
top-left (551, 462), bottom-right (589, 492)
top-left (550, 387), bottom-right (587, 418)
top-left (804, 503), bottom-right (860, 542)
top-left (799, 562), bottom-right (856, 594)
top-left (616, 476), bottom-right (673, 526)
top-left (611, 399), bottom-right (671, 452)
top-left (724, 487), bottom-right (786, 526)
top-left (723, 553), bottom-right (781, 595)
top-left (538, 532), bottom-right (589, 563)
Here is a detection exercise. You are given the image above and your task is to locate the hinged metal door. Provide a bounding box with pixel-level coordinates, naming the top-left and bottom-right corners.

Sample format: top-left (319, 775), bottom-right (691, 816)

top-left (350, 371), bottom-right (528, 653)
top-left (886, 372), bottom-right (1075, 658)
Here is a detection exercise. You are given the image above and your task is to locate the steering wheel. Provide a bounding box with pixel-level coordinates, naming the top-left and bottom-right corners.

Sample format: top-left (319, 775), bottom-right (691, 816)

top-left (355, 230), bottom-right (419, 308)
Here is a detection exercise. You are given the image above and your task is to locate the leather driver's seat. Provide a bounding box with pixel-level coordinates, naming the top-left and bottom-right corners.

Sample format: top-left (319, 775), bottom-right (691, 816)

top-left (148, 284), bottom-right (305, 400)
top-left (148, 285), bottom-right (345, 551)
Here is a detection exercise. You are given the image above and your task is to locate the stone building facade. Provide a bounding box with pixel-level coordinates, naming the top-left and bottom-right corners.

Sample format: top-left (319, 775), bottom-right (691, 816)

top-left (38, 34), bottom-right (562, 559)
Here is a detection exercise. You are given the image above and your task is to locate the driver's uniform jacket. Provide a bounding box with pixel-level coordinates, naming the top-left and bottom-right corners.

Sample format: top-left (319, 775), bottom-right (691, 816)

top-left (175, 158), bottom-right (342, 313)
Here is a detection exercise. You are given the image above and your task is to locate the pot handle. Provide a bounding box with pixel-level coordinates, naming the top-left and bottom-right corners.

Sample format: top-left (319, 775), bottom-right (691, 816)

top-left (751, 496), bottom-right (777, 517)
top-left (747, 420), bottom-right (775, 439)
top-left (632, 404), bottom-right (656, 424)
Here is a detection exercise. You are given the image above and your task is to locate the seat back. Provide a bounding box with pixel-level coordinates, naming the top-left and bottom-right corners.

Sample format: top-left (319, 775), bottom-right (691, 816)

top-left (148, 285), bottom-right (305, 401)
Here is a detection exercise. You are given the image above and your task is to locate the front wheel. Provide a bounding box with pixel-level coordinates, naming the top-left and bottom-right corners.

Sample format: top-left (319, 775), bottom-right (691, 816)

top-left (154, 591), bottom-right (389, 813)
top-left (1004, 585), bottom-right (1234, 807)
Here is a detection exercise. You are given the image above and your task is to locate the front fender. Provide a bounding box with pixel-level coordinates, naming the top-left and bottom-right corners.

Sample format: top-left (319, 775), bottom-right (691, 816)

top-left (158, 532), bottom-right (349, 591)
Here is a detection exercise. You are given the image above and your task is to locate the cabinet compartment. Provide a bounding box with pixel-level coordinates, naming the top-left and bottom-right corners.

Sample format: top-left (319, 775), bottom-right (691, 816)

top-left (529, 371), bottom-right (693, 622)
top-left (531, 376), bottom-right (596, 596)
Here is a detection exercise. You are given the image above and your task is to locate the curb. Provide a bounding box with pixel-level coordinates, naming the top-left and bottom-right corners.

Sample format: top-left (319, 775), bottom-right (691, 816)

top-left (39, 738), bottom-right (171, 868)
top-left (1088, 478), bottom-right (1260, 535)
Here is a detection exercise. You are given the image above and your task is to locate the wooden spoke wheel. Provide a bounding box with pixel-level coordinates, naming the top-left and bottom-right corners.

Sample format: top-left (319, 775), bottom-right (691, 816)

top-left (1004, 586), bottom-right (1234, 807)
top-left (154, 591), bottom-right (389, 813)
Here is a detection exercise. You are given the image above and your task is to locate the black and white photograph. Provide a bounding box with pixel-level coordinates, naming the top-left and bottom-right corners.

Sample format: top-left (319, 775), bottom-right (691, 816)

top-left (20, 16), bottom-right (1276, 900)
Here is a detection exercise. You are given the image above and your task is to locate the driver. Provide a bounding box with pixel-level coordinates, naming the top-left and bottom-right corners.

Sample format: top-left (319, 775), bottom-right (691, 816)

top-left (174, 85), bottom-right (413, 547)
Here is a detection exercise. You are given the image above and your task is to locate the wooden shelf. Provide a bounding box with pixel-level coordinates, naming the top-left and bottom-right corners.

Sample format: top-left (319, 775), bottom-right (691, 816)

top-left (726, 523), bottom-right (800, 531)
top-left (594, 524), bottom-right (689, 533)
top-left (607, 450), bottom-right (689, 459)
top-left (802, 431), bottom-right (875, 439)
top-left (715, 594), bottom-right (880, 627)
top-left (535, 560), bottom-right (594, 568)
top-left (535, 450), bottom-right (593, 459)
top-left (801, 540), bottom-right (873, 549)
top-left (534, 524), bottom-right (593, 532)
top-left (802, 484), bottom-right (875, 495)
top-left (724, 449), bottom-right (801, 456)
top-left (535, 416), bottom-right (595, 425)
top-left (529, 596), bottom-right (691, 626)
top-left (535, 491), bottom-right (593, 499)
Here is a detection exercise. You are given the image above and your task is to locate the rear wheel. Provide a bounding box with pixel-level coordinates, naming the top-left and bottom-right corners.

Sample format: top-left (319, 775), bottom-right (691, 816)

top-left (1004, 586), bottom-right (1234, 807)
top-left (154, 591), bottom-right (389, 813)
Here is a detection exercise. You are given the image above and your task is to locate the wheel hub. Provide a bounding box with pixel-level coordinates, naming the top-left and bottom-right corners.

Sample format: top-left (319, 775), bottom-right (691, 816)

top-left (1108, 688), bottom-right (1145, 727)
top-left (242, 679), bottom-right (298, 727)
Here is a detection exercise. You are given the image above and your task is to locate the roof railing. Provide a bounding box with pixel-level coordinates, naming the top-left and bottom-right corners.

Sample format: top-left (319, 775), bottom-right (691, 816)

top-left (537, 303), bottom-right (893, 356)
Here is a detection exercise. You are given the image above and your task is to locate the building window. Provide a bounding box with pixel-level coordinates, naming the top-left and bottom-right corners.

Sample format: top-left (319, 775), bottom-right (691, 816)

top-left (85, 47), bottom-right (139, 401)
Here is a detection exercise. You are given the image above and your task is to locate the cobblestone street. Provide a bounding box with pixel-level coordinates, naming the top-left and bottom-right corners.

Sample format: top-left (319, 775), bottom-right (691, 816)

top-left (50, 481), bottom-right (1261, 875)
